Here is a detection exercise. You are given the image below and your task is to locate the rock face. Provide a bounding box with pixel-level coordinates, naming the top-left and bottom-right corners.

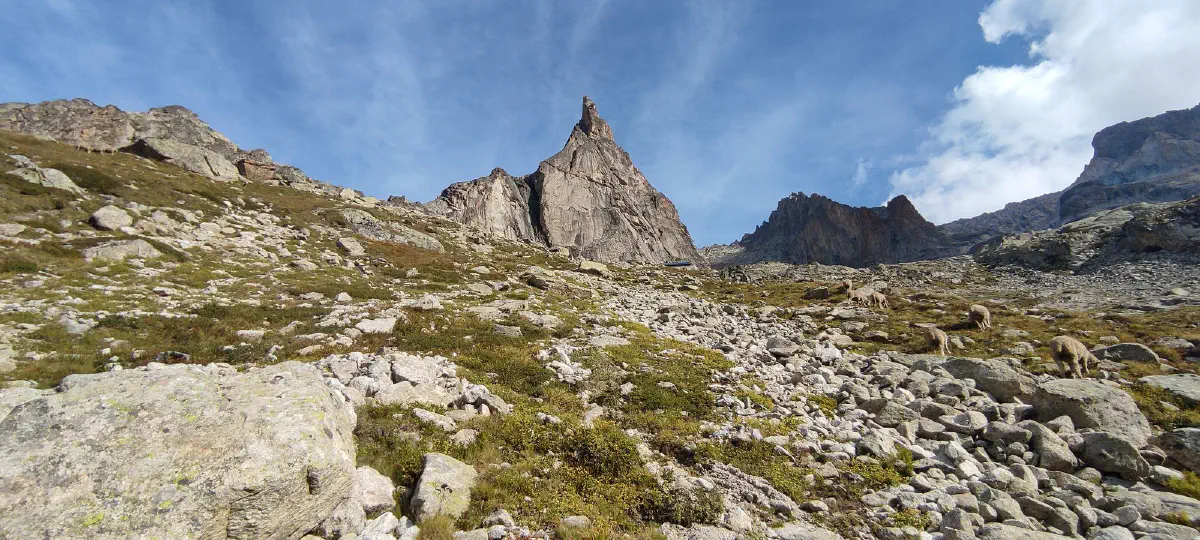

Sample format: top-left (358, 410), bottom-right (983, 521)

top-left (704, 193), bottom-right (954, 268)
top-left (973, 197), bottom-right (1199, 271)
top-left (939, 192), bottom-right (1061, 250)
top-left (0, 362), bottom-right (357, 539)
top-left (1059, 103), bottom-right (1200, 224)
top-left (426, 97), bottom-right (700, 265)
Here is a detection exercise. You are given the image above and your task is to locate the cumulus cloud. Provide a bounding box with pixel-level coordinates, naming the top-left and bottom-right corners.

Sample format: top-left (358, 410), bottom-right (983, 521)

top-left (890, 0), bottom-right (1200, 223)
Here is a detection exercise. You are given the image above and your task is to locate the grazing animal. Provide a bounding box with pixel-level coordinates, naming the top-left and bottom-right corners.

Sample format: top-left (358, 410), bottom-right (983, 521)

top-left (1049, 335), bottom-right (1096, 379)
top-left (840, 279), bottom-right (854, 292)
top-left (925, 326), bottom-right (949, 356)
top-left (870, 291), bottom-right (889, 309)
top-left (968, 304), bottom-right (992, 330)
top-left (848, 288), bottom-right (870, 306)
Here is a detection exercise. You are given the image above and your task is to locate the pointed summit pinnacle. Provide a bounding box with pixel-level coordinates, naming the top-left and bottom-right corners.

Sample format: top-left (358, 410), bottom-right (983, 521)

top-left (577, 96), bottom-right (614, 141)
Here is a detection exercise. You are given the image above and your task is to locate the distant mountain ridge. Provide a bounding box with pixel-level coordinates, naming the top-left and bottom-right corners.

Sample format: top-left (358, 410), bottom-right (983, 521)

top-left (707, 103), bottom-right (1200, 268)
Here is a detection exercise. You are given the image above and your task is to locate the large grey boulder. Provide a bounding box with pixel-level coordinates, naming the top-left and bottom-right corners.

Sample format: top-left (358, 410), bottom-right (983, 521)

top-left (5, 163), bottom-right (86, 194)
top-left (1156, 428), bottom-right (1200, 473)
top-left (1139, 374), bottom-right (1200, 406)
top-left (771, 521), bottom-right (845, 540)
top-left (1027, 379), bottom-right (1152, 447)
top-left (940, 357), bottom-right (1037, 402)
top-left (124, 137), bottom-right (239, 180)
top-left (1080, 432), bottom-right (1152, 480)
top-left (89, 204), bottom-right (133, 231)
top-left (410, 453), bottom-right (477, 523)
top-left (0, 362), bottom-right (357, 539)
top-left (81, 238), bottom-right (163, 261)
top-left (1095, 343), bottom-right (1160, 363)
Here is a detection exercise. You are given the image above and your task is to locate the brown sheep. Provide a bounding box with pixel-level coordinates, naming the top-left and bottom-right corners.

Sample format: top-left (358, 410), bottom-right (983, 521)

top-left (870, 291), bottom-right (889, 309)
top-left (1049, 335), bottom-right (1096, 379)
top-left (968, 304), bottom-right (992, 330)
top-left (925, 326), bottom-right (949, 356)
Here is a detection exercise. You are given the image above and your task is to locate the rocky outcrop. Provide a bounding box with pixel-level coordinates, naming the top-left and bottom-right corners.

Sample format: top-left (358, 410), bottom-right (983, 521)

top-left (0, 361), bottom-right (357, 539)
top-left (1059, 103), bottom-right (1200, 223)
top-left (973, 197), bottom-right (1199, 271)
top-left (426, 97), bottom-right (700, 265)
top-left (704, 193), bottom-right (954, 268)
top-left (0, 99), bottom-right (336, 191)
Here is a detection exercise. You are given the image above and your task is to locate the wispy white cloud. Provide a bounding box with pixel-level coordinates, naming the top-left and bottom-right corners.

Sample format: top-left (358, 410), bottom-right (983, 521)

top-left (890, 0), bottom-right (1200, 223)
top-left (851, 158), bottom-right (869, 189)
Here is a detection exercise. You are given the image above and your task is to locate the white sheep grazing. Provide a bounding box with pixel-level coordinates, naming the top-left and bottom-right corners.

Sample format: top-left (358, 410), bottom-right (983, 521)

top-left (926, 326), bottom-right (949, 356)
top-left (870, 291), bottom-right (889, 309)
top-left (1049, 335), bottom-right (1096, 379)
top-left (968, 304), bottom-right (992, 330)
top-left (848, 288), bottom-right (870, 306)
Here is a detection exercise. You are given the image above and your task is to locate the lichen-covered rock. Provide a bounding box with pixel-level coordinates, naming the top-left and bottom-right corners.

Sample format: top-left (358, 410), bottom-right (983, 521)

top-left (940, 357), bottom-right (1036, 402)
top-left (89, 204), bottom-right (133, 231)
top-left (337, 208), bottom-right (443, 252)
top-left (123, 137), bottom-right (239, 180)
top-left (0, 362), bottom-right (357, 539)
top-left (410, 453), bottom-right (477, 523)
top-left (80, 238), bottom-right (163, 261)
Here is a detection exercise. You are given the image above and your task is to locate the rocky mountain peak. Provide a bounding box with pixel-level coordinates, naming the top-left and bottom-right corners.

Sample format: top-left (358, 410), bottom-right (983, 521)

top-left (427, 96), bottom-right (699, 264)
top-left (576, 96), bottom-right (614, 141)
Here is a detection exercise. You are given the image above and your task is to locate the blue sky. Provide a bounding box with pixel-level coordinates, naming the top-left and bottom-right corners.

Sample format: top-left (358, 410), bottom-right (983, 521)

top-left (4, 1), bottom-right (1200, 246)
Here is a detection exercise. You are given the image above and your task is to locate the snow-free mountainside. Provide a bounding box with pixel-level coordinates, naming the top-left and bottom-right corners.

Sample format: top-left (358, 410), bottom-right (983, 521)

top-left (0, 97), bottom-right (1198, 540)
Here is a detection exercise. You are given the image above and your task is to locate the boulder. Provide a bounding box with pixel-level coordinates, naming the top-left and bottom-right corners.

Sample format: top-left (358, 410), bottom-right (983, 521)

top-left (1080, 432), bottom-right (1152, 480)
top-left (336, 208), bottom-right (443, 252)
top-left (124, 137), bottom-right (239, 180)
top-left (576, 260), bottom-right (611, 277)
top-left (0, 362), bottom-right (357, 539)
top-left (1139, 374), bottom-right (1200, 406)
top-left (1095, 343), bottom-right (1160, 363)
top-left (1028, 379), bottom-right (1152, 447)
top-left (89, 204), bottom-right (133, 231)
top-left (355, 317), bottom-right (398, 334)
top-left (771, 521), bottom-right (845, 540)
top-left (940, 357), bottom-right (1036, 402)
top-left (978, 523), bottom-right (1073, 539)
top-left (410, 453), bottom-right (477, 523)
top-left (1155, 428), bottom-right (1200, 473)
top-left (356, 465), bottom-right (397, 514)
top-left (80, 238), bottom-right (163, 261)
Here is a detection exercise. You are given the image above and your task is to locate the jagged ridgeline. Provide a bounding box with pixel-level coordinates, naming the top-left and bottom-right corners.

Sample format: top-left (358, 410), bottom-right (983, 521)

top-left (426, 97), bottom-right (701, 265)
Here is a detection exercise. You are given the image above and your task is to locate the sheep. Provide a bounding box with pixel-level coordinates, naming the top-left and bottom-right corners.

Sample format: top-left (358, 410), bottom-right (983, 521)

top-left (968, 304), bottom-right (992, 330)
top-left (1049, 335), bottom-right (1096, 379)
top-left (870, 291), bottom-right (889, 309)
top-left (847, 288), bottom-right (870, 306)
top-left (840, 279), bottom-right (854, 292)
top-left (925, 326), bottom-right (949, 356)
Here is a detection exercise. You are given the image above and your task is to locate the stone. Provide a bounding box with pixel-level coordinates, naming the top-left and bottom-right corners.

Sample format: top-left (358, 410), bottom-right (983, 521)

top-left (1028, 379), bottom-right (1152, 447)
top-left (771, 521), bottom-right (845, 540)
top-left (336, 207), bottom-right (444, 252)
top-left (374, 381), bottom-right (451, 408)
top-left (1095, 343), bottom-right (1160, 363)
top-left (941, 357), bottom-right (1037, 402)
top-left (977, 523), bottom-right (1073, 539)
top-left (88, 204), bottom-right (133, 230)
top-left (125, 137), bottom-right (239, 180)
top-left (1018, 421), bottom-right (1077, 472)
top-left (338, 237), bottom-right (367, 257)
top-left (81, 238), bottom-right (162, 261)
top-left (410, 453), bottom-right (478, 523)
top-left (1079, 432), bottom-right (1152, 480)
top-left (1139, 374), bottom-right (1200, 406)
top-left (356, 317), bottom-right (398, 334)
top-left (1155, 428), bottom-right (1200, 473)
top-left (767, 336), bottom-right (800, 358)
top-left (357, 466), bottom-right (397, 514)
top-left (559, 515), bottom-right (591, 529)
top-left (1090, 527), bottom-right (1135, 540)
top-left (576, 260), bottom-right (611, 277)
top-left (858, 431), bottom-right (897, 458)
top-left (0, 362), bottom-right (356, 539)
